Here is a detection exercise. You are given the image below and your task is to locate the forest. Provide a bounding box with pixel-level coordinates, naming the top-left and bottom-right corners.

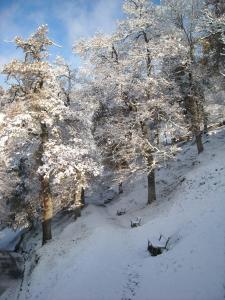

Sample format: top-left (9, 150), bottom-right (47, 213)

top-left (0, 0), bottom-right (224, 299)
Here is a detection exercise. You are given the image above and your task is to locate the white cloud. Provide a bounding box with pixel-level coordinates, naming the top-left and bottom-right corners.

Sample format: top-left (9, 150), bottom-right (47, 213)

top-left (0, 2), bottom-right (30, 41)
top-left (0, 0), bottom-right (123, 85)
top-left (55, 0), bottom-right (123, 45)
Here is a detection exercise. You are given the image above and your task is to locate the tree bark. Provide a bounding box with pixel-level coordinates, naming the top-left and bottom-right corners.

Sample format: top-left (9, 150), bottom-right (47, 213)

top-left (147, 152), bottom-right (156, 204)
top-left (140, 120), bottom-right (157, 205)
top-left (36, 123), bottom-right (53, 245)
top-left (196, 133), bottom-right (204, 154)
top-left (142, 32), bottom-right (157, 205)
top-left (118, 182), bottom-right (123, 194)
top-left (41, 176), bottom-right (53, 245)
top-left (42, 219), bottom-right (52, 245)
top-left (187, 92), bottom-right (204, 154)
top-left (147, 168), bottom-right (156, 204)
top-left (74, 207), bottom-right (81, 219)
top-left (74, 171), bottom-right (85, 216)
top-left (176, 38), bottom-right (205, 155)
top-left (80, 187), bottom-right (85, 207)
top-left (74, 187), bottom-right (82, 220)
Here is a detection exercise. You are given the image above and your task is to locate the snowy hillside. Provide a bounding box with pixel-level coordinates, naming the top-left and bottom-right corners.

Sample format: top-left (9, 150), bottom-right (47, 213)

top-left (1, 128), bottom-right (225, 300)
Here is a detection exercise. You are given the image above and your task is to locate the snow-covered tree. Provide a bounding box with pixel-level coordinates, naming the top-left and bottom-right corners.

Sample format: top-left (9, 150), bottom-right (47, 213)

top-left (198, 1), bottom-right (225, 75)
top-left (1, 26), bottom-right (100, 244)
top-left (162, 0), bottom-right (207, 153)
top-left (194, 1), bottom-right (225, 126)
top-left (55, 57), bottom-right (78, 106)
top-left (75, 0), bottom-right (186, 204)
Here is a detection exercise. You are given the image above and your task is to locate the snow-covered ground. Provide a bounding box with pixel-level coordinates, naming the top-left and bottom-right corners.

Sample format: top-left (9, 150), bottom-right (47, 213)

top-left (1, 127), bottom-right (225, 300)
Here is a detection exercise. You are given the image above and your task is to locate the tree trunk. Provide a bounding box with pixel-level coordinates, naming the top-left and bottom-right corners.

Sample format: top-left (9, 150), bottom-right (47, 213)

top-left (118, 182), bottom-right (123, 194)
top-left (80, 187), bottom-right (85, 207)
top-left (36, 122), bottom-right (53, 245)
top-left (74, 171), bottom-right (85, 217)
top-left (74, 187), bottom-right (82, 220)
top-left (187, 93), bottom-right (204, 154)
top-left (41, 177), bottom-right (53, 245)
top-left (177, 42), bottom-right (205, 155)
top-left (42, 219), bottom-right (52, 245)
top-left (147, 168), bottom-right (156, 204)
top-left (147, 152), bottom-right (156, 204)
top-left (141, 120), bottom-right (157, 205)
top-left (196, 133), bottom-right (204, 154)
top-left (74, 207), bottom-right (81, 220)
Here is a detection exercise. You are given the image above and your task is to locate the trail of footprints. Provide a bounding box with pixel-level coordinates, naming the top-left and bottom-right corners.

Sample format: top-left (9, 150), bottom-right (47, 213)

top-left (121, 264), bottom-right (141, 300)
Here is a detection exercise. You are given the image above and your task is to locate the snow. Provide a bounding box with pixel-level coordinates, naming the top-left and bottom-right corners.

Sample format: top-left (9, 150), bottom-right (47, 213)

top-left (1, 127), bottom-right (225, 300)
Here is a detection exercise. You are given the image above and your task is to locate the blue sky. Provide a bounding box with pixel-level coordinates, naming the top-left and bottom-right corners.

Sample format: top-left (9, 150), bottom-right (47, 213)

top-left (0, 0), bottom-right (159, 86)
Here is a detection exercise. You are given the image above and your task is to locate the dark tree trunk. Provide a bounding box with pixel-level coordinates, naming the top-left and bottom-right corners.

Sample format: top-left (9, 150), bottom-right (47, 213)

top-left (196, 133), bottom-right (204, 154)
top-left (146, 151), bottom-right (156, 204)
top-left (74, 184), bottom-right (83, 220)
top-left (141, 121), bottom-right (157, 205)
top-left (174, 48), bottom-right (205, 155)
top-left (42, 219), bottom-right (52, 245)
top-left (36, 123), bottom-right (53, 245)
top-left (142, 35), bottom-right (157, 205)
top-left (74, 207), bottom-right (81, 220)
top-left (118, 182), bottom-right (123, 194)
top-left (147, 168), bottom-right (156, 204)
top-left (41, 176), bottom-right (53, 245)
top-left (80, 187), bottom-right (85, 207)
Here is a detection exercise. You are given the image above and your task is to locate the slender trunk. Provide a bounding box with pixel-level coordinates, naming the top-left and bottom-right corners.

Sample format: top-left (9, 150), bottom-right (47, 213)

top-left (141, 120), bottom-right (157, 204)
top-left (142, 35), bottom-right (156, 204)
top-left (80, 187), bottom-right (85, 207)
top-left (42, 219), bottom-right (52, 245)
top-left (74, 188), bottom-right (82, 220)
top-left (188, 72), bottom-right (204, 154)
top-left (41, 175), bottom-right (53, 245)
top-left (37, 123), bottom-right (53, 245)
top-left (147, 152), bottom-right (156, 204)
top-left (118, 182), bottom-right (123, 194)
top-left (196, 132), bottom-right (204, 154)
top-left (74, 172), bottom-right (85, 216)
top-left (74, 207), bottom-right (81, 219)
top-left (147, 169), bottom-right (156, 204)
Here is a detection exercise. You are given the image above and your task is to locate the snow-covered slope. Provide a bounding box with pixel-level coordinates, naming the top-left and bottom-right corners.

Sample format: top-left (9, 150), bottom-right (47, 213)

top-left (1, 128), bottom-right (225, 300)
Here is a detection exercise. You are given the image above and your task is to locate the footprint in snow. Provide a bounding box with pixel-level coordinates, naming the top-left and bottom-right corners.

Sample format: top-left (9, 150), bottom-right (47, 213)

top-left (121, 264), bottom-right (141, 300)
